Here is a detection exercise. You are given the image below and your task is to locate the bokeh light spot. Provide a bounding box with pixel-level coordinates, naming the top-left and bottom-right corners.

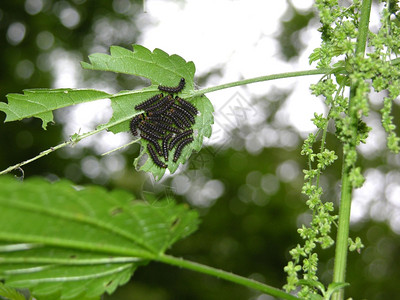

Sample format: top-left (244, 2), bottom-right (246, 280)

top-left (7, 22), bottom-right (26, 45)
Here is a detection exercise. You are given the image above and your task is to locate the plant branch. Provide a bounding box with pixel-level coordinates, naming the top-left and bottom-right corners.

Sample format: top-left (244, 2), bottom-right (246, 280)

top-left (355, 0), bottom-right (373, 56)
top-left (191, 69), bottom-right (332, 97)
top-left (156, 254), bottom-right (301, 300)
top-left (332, 1), bottom-right (372, 300)
top-left (1, 68), bottom-right (332, 176)
top-left (0, 117), bottom-right (130, 176)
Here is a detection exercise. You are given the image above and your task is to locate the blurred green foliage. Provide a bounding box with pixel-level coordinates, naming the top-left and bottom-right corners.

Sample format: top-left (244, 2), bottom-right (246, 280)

top-left (1, 1), bottom-right (399, 300)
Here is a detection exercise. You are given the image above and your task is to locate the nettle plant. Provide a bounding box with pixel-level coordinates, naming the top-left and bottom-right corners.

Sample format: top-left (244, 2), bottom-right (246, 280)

top-left (0, 1), bottom-right (399, 299)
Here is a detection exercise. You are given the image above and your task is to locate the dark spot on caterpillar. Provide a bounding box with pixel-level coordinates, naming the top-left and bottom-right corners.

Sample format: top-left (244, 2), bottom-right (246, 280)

top-left (158, 78), bottom-right (185, 93)
top-left (147, 144), bottom-right (167, 168)
top-left (173, 136), bottom-right (194, 162)
top-left (135, 93), bottom-right (163, 111)
top-left (169, 129), bottom-right (193, 150)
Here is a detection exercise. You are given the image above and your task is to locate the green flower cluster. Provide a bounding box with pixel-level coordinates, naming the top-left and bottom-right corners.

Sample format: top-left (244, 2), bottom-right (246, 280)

top-left (284, 0), bottom-right (400, 298)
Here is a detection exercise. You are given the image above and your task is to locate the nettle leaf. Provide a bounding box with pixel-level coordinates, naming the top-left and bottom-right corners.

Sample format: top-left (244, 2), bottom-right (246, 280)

top-left (0, 282), bottom-right (26, 300)
top-left (0, 176), bottom-right (199, 300)
top-left (0, 89), bottom-right (110, 129)
top-left (129, 93), bottom-right (213, 179)
top-left (81, 45), bottom-right (196, 86)
top-left (82, 44), bottom-right (214, 179)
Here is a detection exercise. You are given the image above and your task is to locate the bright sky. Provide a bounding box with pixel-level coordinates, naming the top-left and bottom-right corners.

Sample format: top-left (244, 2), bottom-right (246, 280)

top-left (138, 0), bottom-right (322, 133)
top-left (50, 0), bottom-right (323, 151)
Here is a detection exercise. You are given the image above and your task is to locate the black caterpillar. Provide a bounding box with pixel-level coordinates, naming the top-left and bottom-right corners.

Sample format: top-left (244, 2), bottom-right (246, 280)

top-left (176, 97), bottom-right (198, 115)
top-left (165, 110), bottom-right (188, 129)
top-left (141, 133), bottom-right (162, 155)
top-left (169, 129), bottom-right (193, 150)
top-left (145, 114), bottom-right (174, 125)
top-left (131, 77), bottom-right (198, 168)
top-left (147, 144), bottom-right (167, 168)
top-left (173, 137), bottom-right (194, 162)
top-left (138, 122), bottom-right (164, 139)
top-left (158, 78), bottom-right (185, 93)
top-left (172, 103), bottom-right (196, 124)
top-left (135, 93), bottom-right (163, 111)
top-left (154, 122), bottom-right (181, 134)
top-left (130, 114), bottom-right (144, 136)
top-left (145, 95), bottom-right (173, 113)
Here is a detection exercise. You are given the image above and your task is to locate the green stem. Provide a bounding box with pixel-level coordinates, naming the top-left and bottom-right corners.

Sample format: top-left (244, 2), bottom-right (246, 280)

top-left (332, 160), bottom-right (353, 300)
top-left (331, 136), bottom-right (351, 293)
top-left (156, 254), bottom-right (301, 300)
top-left (191, 69), bottom-right (331, 97)
top-left (332, 1), bottom-right (372, 300)
top-left (0, 126), bottom-right (101, 176)
top-left (355, 0), bottom-right (373, 56)
top-left (0, 114), bottom-right (135, 176)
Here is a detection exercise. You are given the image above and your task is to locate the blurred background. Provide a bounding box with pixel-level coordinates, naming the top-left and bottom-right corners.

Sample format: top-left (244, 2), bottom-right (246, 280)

top-left (1, 0), bottom-right (400, 299)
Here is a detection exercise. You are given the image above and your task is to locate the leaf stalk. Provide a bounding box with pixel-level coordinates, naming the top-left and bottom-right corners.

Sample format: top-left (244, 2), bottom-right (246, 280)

top-left (156, 254), bottom-right (301, 300)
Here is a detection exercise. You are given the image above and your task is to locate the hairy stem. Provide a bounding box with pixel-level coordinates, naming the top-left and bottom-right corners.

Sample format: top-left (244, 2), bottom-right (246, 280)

top-left (191, 69), bottom-right (331, 96)
top-left (332, 1), bottom-right (372, 300)
top-left (156, 254), bottom-right (300, 300)
top-left (0, 115), bottom-right (136, 176)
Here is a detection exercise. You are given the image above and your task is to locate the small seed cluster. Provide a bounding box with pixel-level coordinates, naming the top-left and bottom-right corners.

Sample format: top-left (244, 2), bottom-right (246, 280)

top-left (130, 78), bottom-right (198, 168)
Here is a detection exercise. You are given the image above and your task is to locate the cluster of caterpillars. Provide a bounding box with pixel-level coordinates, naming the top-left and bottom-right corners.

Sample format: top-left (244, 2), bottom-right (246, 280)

top-left (130, 78), bottom-right (198, 168)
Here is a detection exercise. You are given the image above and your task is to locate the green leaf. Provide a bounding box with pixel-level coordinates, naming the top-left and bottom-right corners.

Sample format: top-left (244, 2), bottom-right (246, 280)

top-left (81, 45), bottom-right (196, 87)
top-left (131, 93), bottom-right (214, 180)
top-left (309, 48), bottom-right (322, 64)
top-left (104, 89), bottom-right (214, 180)
top-left (83, 45), bottom-right (214, 179)
top-left (0, 282), bottom-right (26, 300)
top-left (0, 176), bottom-right (199, 300)
top-left (0, 89), bottom-right (110, 129)
top-left (297, 279), bottom-right (325, 292)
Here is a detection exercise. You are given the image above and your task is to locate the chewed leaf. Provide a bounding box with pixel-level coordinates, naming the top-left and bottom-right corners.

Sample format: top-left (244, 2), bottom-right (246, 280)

top-left (0, 282), bottom-right (26, 300)
top-left (133, 94), bottom-right (214, 180)
top-left (0, 176), bottom-right (199, 300)
top-left (81, 44), bottom-right (196, 89)
top-left (0, 89), bottom-right (110, 129)
top-left (84, 45), bottom-right (214, 179)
